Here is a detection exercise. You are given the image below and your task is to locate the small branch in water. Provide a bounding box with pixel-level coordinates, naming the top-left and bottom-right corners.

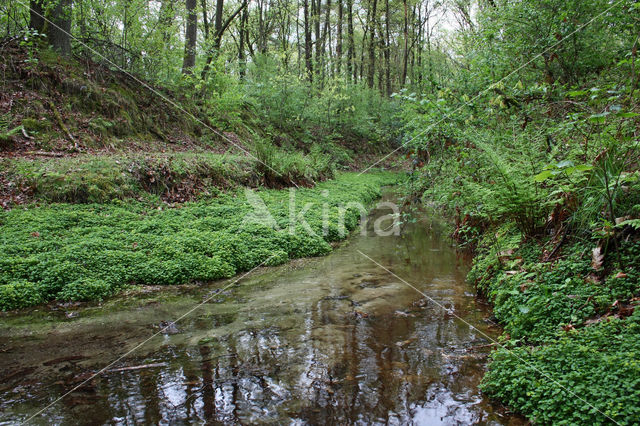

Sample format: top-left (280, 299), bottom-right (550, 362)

top-left (108, 362), bottom-right (167, 373)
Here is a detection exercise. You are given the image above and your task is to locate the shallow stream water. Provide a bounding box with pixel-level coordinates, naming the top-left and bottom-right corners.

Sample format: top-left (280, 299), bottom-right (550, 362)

top-left (0, 192), bottom-right (524, 425)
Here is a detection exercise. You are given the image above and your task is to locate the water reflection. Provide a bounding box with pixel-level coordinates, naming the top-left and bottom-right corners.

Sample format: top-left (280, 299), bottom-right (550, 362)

top-left (0, 193), bottom-right (524, 425)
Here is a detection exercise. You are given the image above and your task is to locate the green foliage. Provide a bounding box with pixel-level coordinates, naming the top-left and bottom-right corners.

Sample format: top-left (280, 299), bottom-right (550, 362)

top-left (253, 138), bottom-right (335, 186)
top-left (244, 56), bottom-right (400, 150)
top-left (0, 172), bottom-right (397, 310)
top-left (395, 1), bottom-right (640, 420)
top-left (482, 310), bottom-right (640, 425)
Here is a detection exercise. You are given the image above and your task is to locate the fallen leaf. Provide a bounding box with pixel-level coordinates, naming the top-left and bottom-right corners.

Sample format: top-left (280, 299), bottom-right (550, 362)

top-left (615, 216), bottom-right (631, 225)
top-left (614, 272), bottom-right (628, 279)
top-left (591, 247), bottom-right (604, 271)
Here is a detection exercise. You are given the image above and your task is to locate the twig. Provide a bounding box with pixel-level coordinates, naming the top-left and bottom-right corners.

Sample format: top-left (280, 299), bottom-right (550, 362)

top-left (108, 362), bottom-right (167, 373)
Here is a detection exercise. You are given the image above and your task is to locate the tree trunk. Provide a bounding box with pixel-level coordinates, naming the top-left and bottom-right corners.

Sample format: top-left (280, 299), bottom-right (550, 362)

top-left (214, 0), bottom-right (224, 50)
top-left (304, 0), bottom-right (313, 81)
top-left (201, 0), bottom-right (245, 79)
top-left (29, 0), bottom-right (45, 33)
top-left (48, 0), bottom-right (73, 56)
top-left (347, 0), bottom-right (354, 82)
top-left (313, 0), bottom-right (321, 82)
top-left (182, 0), bottom-right (198, 74)
top-left (367, 0), bottom-right (377, 88)
top-left (417, 2), bottom-right (423, 89)
top-left (384, 0), bottom-right (390, 95)
top-left (336, 0), bottom-right (343, 75)
top-left (239, 2), bottom-right (248, 78)
top-left (201, 0), bottom-right (210, 40)
top-left (320, 0), bottom-right (331, 85)
top-left (401, 0), bottom-right (408, 87)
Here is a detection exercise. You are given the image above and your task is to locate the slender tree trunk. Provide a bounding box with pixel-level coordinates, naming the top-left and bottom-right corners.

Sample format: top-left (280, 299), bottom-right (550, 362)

top-left (304, 0), bottom-right (313, 81)
top-left (201, 0), bottom-right (210, 39)
top-left (360, 4), bottom-right (370, 82)
top-left (313, 0), bottom-right (321, 82)
top-left (320, 0), bottom-right (331, 85)
top-left (347, 0), bottom-right (354, 82)
top-left (201, 0), bottom-right (245, 79)
top-left (401, 0), bottom-right (408, 86)
top-left (336, 0), bottom-right (343, 75)
top-left (384, 0), bottom-right (390, 95)
top-left (417, 3), bottom-right (423, 89)
top-left (48, 0), bottom-right (73, 56)
top-left (214, 0), bottom-right (224, 50)
top-left (296, 0), bottom-right (302, 74)
top-left (239, 3), bottom-right (248, 78)
top-left (182, 0), bottom-right (198, 74)
top-left (367, 0), bottom-right (378, 88)
top-left (425, 0), bottom-right (433, 92)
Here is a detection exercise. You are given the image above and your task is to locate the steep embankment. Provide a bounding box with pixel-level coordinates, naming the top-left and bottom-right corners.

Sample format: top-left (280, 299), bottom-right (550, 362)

top-left (0, 41), bottom-right (369, 207)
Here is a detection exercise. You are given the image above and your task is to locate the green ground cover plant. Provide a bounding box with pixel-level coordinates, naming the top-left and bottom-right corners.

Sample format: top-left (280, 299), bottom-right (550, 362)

top-left (0, 172), bottom-right (397, 310)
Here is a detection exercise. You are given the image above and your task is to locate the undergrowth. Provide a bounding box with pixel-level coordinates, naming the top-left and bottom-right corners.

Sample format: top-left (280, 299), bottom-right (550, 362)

top-left (0, 172), bottom-right (397, 310)
top-left (398, 58), bottom-right (640, 423)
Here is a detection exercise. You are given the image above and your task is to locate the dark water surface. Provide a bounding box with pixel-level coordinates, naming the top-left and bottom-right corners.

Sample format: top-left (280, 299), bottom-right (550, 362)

top-left (0, 193), bottom-right (525, 425)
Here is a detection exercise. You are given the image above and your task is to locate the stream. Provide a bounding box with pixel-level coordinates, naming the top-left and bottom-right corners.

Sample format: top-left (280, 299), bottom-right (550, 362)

top-left (0, 191), bottom-right (525, 425)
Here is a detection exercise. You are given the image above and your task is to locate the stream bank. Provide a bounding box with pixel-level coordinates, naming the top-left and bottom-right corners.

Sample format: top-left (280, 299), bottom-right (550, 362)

top-left (0, 190), bottom-right (524, 424)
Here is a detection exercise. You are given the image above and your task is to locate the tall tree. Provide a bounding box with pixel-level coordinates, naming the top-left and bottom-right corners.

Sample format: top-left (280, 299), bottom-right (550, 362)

top-left (383, 0), bottom-right (391, 96)
top-left (48, 0), bottom-right (73, 56)
top-left (182, 0), bottom-right (198, 74)
top-left (401, 0), bottom-right (409, 86)
top-left (201, 0), bottom-right (246, 79)
top-left (347, 0), bottom-right (354, 81)
top-left (304, 0), bottom-right (314, 80)
top-left (367, 0), bottom-right (378, 88)
top-left (313, 0), bottom-right (321, 81)
top-left (238, 3), bottom-right (248, 78)
top-left (336, 0), bottom-right (343, 74)
top-left (29, 0), bottom-right (45, 33)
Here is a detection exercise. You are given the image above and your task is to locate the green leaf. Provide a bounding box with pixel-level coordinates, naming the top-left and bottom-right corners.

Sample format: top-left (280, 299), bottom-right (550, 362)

top-left (534, 170), bottom-right (553, 182)
top-left (588, 113), bottom-right (609, 124)
top-left (556, 160), bottom-right (574, 169)
top-left (566, 90), bottom-right (588, 97)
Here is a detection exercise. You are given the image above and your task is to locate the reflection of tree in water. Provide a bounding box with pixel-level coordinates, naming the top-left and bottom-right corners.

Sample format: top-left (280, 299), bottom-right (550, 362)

top-left (11, 205), bottom-right (518, 424)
